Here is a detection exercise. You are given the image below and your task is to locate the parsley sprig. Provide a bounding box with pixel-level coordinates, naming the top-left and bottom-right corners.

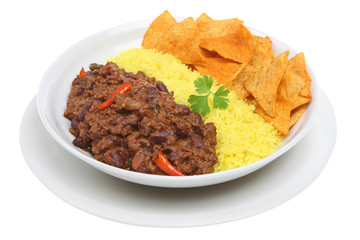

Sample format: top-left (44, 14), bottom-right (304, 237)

top-left (188, 75), bottom-right (230, 116)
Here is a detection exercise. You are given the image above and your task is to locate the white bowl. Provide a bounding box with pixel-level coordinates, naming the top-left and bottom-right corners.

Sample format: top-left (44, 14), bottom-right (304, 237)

top-left (37, 19), bottom-right (320, 188)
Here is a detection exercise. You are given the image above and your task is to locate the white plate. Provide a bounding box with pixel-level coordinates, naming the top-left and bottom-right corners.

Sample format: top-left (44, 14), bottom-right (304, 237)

top-left (36, 19), bottom-right (320, 187)
top-left (21, 91), bottom-right (335, 227)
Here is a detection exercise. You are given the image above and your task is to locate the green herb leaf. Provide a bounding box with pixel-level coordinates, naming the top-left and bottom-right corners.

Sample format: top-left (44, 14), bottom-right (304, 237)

top-left (188, 75), bottom-right (230, 116)
top-left (213, 94), bottom-right (230, 109)
top-left (194, 75), bottom-right (214, 94)
top-left (188, 94), bottom-right (211, 116)
top-left (213, 86), bottom-right (230, 110)
top-left (214, 85), bottom-right (230, 97)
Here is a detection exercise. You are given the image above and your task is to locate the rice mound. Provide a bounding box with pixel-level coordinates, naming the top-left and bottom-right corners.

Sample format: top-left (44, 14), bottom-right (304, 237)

top-left (108, 48), bottom-right (282, 172)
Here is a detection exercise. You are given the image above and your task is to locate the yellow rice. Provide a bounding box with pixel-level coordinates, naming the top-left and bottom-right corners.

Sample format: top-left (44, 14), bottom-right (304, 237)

top-left (108, 48), bottom-right (282, 172)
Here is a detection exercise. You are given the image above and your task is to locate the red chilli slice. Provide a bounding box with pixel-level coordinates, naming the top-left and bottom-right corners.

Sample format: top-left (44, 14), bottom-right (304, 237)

top-left (77, 67), bottom-right (85, 78)
top-left (98, 82), bottom-right (132, 110)
top-left (154, 151), bottom-right (185, 176)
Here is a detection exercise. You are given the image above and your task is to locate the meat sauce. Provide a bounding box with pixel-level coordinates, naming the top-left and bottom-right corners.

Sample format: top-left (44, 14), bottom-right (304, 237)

top-left (64, 62), bottom-right (218, 175)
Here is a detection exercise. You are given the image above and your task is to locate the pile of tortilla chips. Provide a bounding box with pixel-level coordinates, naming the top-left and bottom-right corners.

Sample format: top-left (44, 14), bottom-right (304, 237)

top-left (142, 10), bottom-right (312, 135)
top-left (142, 10), bottom-right (249, 85)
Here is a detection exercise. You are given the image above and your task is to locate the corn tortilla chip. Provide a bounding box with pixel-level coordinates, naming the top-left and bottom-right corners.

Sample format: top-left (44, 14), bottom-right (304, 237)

top-left (194, 55), bottom-right (242, 86)
top-left (252, 35), bottom-right (274, 68)
top-left (196, 18), bottom-right (244, 39)
top-left (290, 104), bottom-right (307, 127)
top-left (195, 13), bottom-right (213, 25)
top-left (244, 51), bottom-right (289, 117)
top-left (254, 70), bottom-right (291, 135)
top-left (199, 24), bottom-right (254, 64)
top-left (255, 100), bottom-right (291, 135)
top-left (288, 53), bottom-right (312, 82)
top-left (299, 81), bottom-right (312, 98)
top-left (245, 95), bottom-right (256, 105)
top-left (142, 11), bottom-right (312, 134)
top-left (142, 10), bottom-right (177, 49)
top-left (228, 64), bottom-right (257, 99)
top-left (288, 53), bottom-right (312, 98)
top-left (199, 47), bottom-right (220, 58)
top-left (286, 69), bottom-right (312, 109)
top-left (156, 17), bottom-right (205, 65)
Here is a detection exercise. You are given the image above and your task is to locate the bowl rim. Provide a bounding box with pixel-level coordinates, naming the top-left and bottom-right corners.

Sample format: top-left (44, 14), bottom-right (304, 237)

top-left (37, 18), bottom-right (320, 186)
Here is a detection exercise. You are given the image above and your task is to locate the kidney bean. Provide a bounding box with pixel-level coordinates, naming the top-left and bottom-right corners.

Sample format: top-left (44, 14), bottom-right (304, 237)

top-left (156, 81), bottom-right (169, 93)
top-left (72, 77), bottom-right (84, 86)
top-left (79, 102), bottom-right (93, 121)
top-left (151, 131), bottom-right (170, 144)
top-left (74, 87), bottom-right (84, 96)
top-left (72, 136), bottom-right (90, 149)
top-left (71, 119), bottom-right (80, 130)
top-left (189, 134), bottom-right (204, 148)
top-left (106, 151), bottom-right (125, 168)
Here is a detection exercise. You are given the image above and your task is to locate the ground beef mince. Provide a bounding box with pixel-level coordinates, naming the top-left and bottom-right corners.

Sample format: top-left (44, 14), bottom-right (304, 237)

top-left (64, 62), bottom-right (218, 175)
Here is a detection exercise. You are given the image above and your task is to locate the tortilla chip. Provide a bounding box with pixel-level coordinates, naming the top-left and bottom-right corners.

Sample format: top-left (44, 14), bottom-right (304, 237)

top-left (156, 17), bottom-right (205, 65)
top-left (255, 100), bottom-right (291, 135)
top-left (195, 13), bottom-right (213, 25)
top-left (299, 82), bottom-right (312, 98)
top-left (194, 52), bottom-right (242, 86)
top-left (252, 35), bottom-right (274, 68)
top-left (228, 64), bottom-right (257, 99)
top-left (288, 52), bottom-right (312, 98)
top-left (277, 69), bottom-right (289, 101)
top-left (245, 95), bottom-right (256, 105)
top-left (288, 53), bottom-right (312, 82)
top-left (286, 70), bottom-right (312, 109)
top-left (142, 10), bottom-right (177, 49)
top-left (199, 47), bottom-right (220, 58)
top-left (196, 18), bottom-right (253, 64)
top-left (244, 51), bottom-right (289, 117)
top-left (290, 104), bottom-right (307, 127)
top-left (254, 71), bottom-right (291, 135)
top-left (142, 12), bottom-right (311, 135)
top-left (196, 18), bottom-right (244, 39)
top-left (199, 24), bottom-right (254, 64)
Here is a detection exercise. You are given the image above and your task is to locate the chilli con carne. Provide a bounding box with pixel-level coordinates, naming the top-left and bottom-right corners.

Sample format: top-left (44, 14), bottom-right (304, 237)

top-left (64, 62), bottom-right (218, 175)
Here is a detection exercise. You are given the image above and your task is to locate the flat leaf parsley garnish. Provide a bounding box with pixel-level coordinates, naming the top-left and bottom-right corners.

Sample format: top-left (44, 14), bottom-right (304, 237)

top-left (188, 75), bottom-right (230, 116)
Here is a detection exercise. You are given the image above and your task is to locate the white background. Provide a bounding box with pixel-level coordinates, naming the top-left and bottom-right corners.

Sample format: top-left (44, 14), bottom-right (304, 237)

top-left (1, 0), bottom-right (359, 239)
